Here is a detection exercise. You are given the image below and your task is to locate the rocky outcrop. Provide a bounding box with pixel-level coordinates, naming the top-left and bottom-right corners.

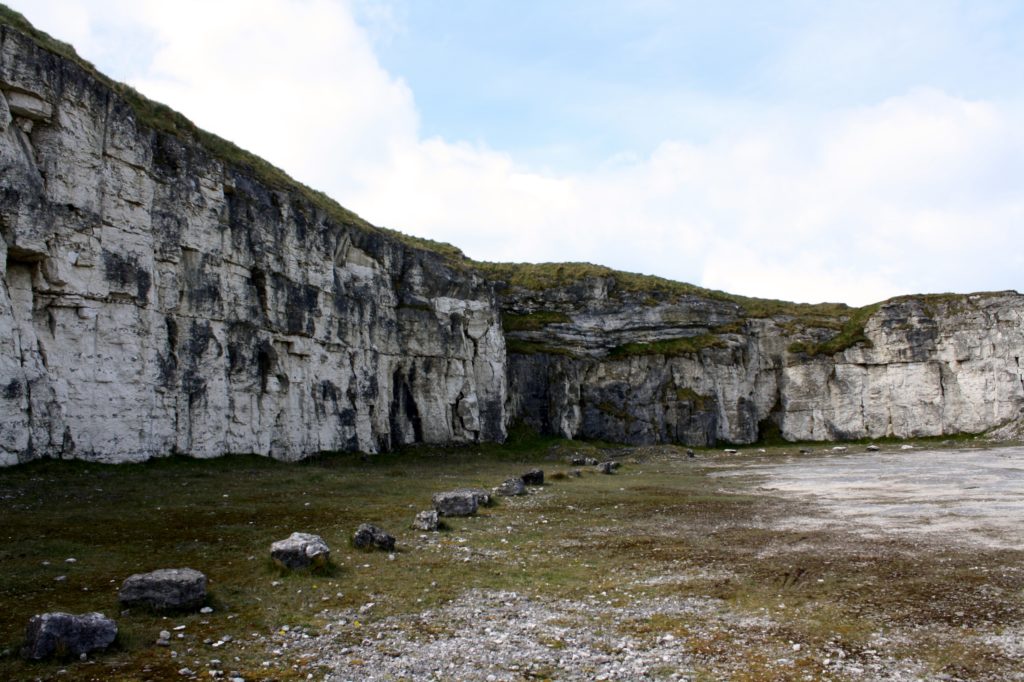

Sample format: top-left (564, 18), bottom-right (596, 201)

top-left (498, 276), bottom-right (1024, 446)
top-left (0, 24), bottom-right (505, 466)
top-left (1, 15), bottom-right (1022, 464)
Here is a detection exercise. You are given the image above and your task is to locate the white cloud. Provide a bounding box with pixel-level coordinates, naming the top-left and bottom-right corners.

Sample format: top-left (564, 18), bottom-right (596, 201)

top-left (8, 0), bottom-right (1023, 306)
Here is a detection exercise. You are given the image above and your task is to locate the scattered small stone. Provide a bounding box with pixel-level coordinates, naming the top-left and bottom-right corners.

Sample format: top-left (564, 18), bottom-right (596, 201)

top-left (200, 607), bottom-right (214, 615)
top-left (686, 449), bottom-right (695, 458)
top-left (432, 490), bottom-right (479, 517)
top-left (157, 630), bottom-right (171, 646)
top-left (178, 668), bottom-right (194, 677)
top-left (799, 449), bottom-right (812, 455)
top-left (65, 557), bottom-right (77, 564)
top-left (21, 612), bottom-right (117, 660)
top-left (353, 524), bottom-right (396, 551)
top-left (723, 449), bottom-right (738, 454)
top-left (54, 575), bottom-right (67, 582)
top-left (831, 446), bottom-right (848, 452)
top-left (900, 444), bottom-right (914, 450)
top-left (413, 510), bottom-right (439, 532)
top-left (570, 455), bottom-right (587, 465)
top-left (866, 444), bottom-right (881, 452)
top-left (495, 477), bottom-right (526, 496)
top-left (568, 469), bottom-right (582, 478)
top-left (119, 568), bottom-right (208, 613)
top-left (270, 532), bottom-right (330, 570)
top-left (521, 469), bottom-right (544, 486)
top-left (597, 462), bottom-right (616, 475)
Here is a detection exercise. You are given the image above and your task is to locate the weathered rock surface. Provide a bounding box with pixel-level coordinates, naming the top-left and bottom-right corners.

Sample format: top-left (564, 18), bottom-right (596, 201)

top-left (270, 532), bottom-right (330, 570)
top-left (521, 469), bottom-right (544, 486)
top-left (495, 477), bottom-right (526, 496)
top-left (499, 277), bottom-right (1024, 447)
top-left (118, 567), bottom-right (207, 612)
top-left (22, 612), bottom-right (117, 660)
top-left (413, 509), bottom-right (439, 531)
top-left (432, 490), bottom-right (478, 517)
top-left (453, 487), bottom-right (491, 507)
top-left (0, 24), bottom-right (505, 466)
top-left (353, 523), bottom-right (395, 551)
top-left (2, 16), bottom-right (1024, 464)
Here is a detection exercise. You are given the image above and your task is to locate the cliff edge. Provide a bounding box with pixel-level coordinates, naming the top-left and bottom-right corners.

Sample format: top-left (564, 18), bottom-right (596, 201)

top-left (1, 9), bottom-right (1021, 465)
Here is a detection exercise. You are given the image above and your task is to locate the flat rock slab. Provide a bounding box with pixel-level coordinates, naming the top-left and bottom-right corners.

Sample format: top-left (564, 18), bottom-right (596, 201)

top-left (354, 523), bottom-right (395, 551)
top-left (119, 568), bottom-right (207, 612)
top-left (433, 490), bottom-right (479, 517)
top-left (271, 532), bottom-right (330, 570)
top-left (22, 612), bottom-right (117, 660)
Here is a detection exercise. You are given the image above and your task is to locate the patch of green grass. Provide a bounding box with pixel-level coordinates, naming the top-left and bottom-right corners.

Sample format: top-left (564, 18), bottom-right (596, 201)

top-left (505, 337), bottom-right (580, 357)
top-left (787, 302), bottom-right (883, 356)
top-left (501, 310), bottom-right (572, 332)
top-left (1, 445), bottom-right (1022, 680)
top-left (609, 334), bottom-right (727, 359)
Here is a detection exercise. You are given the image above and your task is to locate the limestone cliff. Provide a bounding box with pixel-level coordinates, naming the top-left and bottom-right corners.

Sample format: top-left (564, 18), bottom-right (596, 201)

top-left (0, 21), bottom-right (506, 465)
top-left (1, 13), bottom-right (1022, 466)
top-left (489, 264), bottom-right (1024, 446)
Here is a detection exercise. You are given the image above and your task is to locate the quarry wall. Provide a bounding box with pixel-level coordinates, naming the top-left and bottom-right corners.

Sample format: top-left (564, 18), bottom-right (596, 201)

top-left (2, 22), bottom-right (1022, 465)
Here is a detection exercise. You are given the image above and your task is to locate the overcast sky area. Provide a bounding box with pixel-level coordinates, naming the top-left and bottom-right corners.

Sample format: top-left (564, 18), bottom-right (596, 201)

top-left (9, 0), bottom-right (1024, 305)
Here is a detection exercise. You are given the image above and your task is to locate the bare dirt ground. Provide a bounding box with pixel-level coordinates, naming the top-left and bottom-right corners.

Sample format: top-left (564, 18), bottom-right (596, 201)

top-left (721, 446), bottom-right (1024, 551)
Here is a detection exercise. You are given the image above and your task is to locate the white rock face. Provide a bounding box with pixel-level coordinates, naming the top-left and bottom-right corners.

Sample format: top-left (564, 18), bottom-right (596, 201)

top-left (779, 295), bottom-right (1024, 441)
top-left (504, 287), bottom-right (1024, 446)
top-left (0, 28), bottom-right (506, 465)
top-left (1, 23), bottom-right (1021, 463)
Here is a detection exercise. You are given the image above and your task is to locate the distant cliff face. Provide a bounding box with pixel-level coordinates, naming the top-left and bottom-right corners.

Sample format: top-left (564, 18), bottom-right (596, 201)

top-left (497, 278), bottom-right (1024, 446)
top-left (0, 26), bottom-right (506, 465)
top-left (1, 19), bottom-right (1022, 466)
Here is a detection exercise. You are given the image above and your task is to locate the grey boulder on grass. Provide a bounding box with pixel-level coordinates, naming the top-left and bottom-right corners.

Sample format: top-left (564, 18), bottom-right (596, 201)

top-left (432, 490), bottom-right (479, 517)
top-left (270, 532), bottom-right (331, 570)
top-left (413, 510), bottom-right (440, 531)
top-left (118, 568), bottom-right (208, 612)
top-left (353, 523), bottom-right (396, 551)
top-left (22, 612), bottom-right (117, 660)
top-left (521, 469), bottom-right (544, 485)
top-left (495, 477), bottom-right (526, 496)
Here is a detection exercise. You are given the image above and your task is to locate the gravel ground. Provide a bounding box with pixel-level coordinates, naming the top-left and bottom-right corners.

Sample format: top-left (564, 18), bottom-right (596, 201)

top-left (261, 586), bottom-right (945, 681)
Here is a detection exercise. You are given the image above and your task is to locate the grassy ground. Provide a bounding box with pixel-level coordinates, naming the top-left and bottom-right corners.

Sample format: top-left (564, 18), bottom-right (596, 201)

top-left (1, 438), bottom-right (1022, 680)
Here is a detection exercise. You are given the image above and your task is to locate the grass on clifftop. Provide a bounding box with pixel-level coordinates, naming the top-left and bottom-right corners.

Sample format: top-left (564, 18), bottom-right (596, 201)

top-left (0, 5), bottom-right (465, 263)
top-left (3, 3), bottom-right (1011, 352)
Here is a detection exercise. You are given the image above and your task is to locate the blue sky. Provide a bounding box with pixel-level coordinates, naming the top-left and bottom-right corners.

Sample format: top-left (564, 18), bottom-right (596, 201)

top-left (362, 1), bottom-right (1024, 164)
top-left (9, 0), bottom-right (1024, 305)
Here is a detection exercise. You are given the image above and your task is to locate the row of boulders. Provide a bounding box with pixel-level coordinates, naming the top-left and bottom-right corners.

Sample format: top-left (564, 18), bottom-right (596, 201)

top-left (570, 455), bottom-right (624, 473)
top-left (24, 462), bottom-right (608, 661)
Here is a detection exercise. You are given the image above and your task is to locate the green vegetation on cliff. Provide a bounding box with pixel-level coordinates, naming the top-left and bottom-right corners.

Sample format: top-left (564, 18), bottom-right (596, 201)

top-left (502, 310), bottom-right (572, 332)
top-left (609, 334), bottom-right (728, 359)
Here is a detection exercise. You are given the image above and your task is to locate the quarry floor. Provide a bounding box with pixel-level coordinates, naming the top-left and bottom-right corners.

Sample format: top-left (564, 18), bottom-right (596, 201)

top-left (1, 439), bottom-right (1023, 681)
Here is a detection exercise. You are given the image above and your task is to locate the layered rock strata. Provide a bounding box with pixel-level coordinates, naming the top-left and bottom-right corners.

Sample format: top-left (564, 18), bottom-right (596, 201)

top-left (2, 16), bottom-right (1023, 465)
top-left (497, 276), bottom-right (1024, 446)
top-left (0, 25), bottom-right (506, 466)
